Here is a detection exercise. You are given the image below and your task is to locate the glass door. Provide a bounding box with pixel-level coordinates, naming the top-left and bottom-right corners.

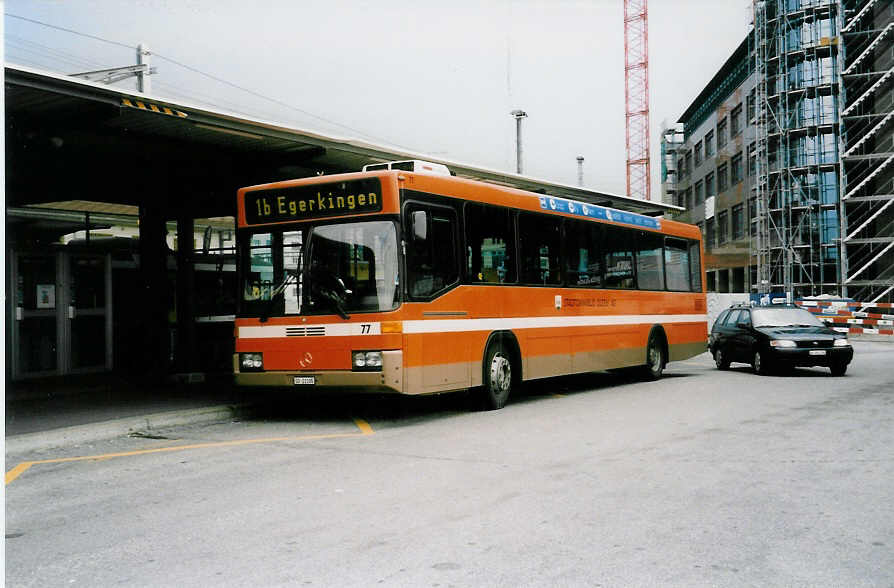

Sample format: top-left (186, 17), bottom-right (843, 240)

top-left (11, 251), bottom-right (112, 379)
top-left (67, 254), bottom-right (112, 372)
top-left (12, 254), bottom-right (60, 377)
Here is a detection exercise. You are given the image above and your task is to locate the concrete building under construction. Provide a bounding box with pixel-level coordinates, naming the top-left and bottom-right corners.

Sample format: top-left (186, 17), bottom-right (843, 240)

top-left (662, 0), bottom-right (893, 304)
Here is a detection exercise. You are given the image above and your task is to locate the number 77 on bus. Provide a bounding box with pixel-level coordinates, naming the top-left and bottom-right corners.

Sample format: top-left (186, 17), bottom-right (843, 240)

top-left (234, 160), bottom-right (707, 410)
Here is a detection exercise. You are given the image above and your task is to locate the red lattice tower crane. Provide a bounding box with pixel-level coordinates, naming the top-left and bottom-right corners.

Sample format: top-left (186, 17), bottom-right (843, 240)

top-left (624, 0), bottom-right (650, 200)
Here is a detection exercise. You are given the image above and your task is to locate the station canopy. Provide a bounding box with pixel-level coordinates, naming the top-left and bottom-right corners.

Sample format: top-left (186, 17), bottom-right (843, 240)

top-left (6, 63), bottom-right (677, 237)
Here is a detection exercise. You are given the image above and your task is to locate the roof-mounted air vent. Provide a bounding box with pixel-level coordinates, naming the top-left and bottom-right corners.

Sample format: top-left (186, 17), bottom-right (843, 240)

top-left (362, 160), bottom-right (450, 176)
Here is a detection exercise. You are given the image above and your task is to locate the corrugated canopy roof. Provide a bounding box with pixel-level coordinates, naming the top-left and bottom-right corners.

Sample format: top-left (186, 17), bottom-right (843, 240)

top-left (6, 63), bottom-right (678, 217)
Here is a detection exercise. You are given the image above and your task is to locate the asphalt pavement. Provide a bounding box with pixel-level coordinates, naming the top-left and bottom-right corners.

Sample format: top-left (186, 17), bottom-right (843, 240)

top-left (5, 335), bottom-right (893, 455)
top-left (5, 373), bottom-right (247, 454)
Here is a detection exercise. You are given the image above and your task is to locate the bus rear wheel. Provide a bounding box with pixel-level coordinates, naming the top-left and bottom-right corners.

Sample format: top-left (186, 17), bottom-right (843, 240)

top-left (481, 341), bottom-right (514, 410)
top-left (641, 332), bottom-right (666, 381)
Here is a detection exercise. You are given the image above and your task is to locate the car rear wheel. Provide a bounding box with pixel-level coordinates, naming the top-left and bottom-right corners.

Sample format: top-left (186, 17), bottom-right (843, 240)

top-left (830, 362), bottom-right (848, 376)
top-left (714, 347), bottom-right (730, 370)
top-left (752, 349), bottom-right (772, 376)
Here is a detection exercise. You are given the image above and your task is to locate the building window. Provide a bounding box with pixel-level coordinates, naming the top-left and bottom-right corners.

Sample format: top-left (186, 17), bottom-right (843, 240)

top-left (732, 204), bottom-right (745, 241)
top-left (685, 151), bottom-right (693, 178)
top-left (677, 157), bottom-right (685, 180)
top-left (718, 210), bottom-right (728, 245)
top-left (705, 172), bottom-right (716, 198)
top-left (731, 104), bottom-right (743, 136)
top-left (694, 180), bottom-right (704, 205)
top-left (747, 142), bottom-right (756, 176)
top-left (695, 141), bottom-right (703, 165)
top-left (731, 152), bottom-right (743, 184)
top-left (706, 217), bottom-right (715, 249)
top-left (717, 163), bottom-right (729, 193)
top-left (747, 88), bottom-right (756, 123)
top-left (705, 131), bottom-right (715, 157)
top-left (684, 187), bottom-right (692, 210)
top-left (717, 119), bottom-right (728, 149)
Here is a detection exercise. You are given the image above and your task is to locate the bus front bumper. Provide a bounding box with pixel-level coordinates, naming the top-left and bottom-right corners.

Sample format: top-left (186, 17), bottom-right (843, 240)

top-left (233, 350), bottom-right (403, 394)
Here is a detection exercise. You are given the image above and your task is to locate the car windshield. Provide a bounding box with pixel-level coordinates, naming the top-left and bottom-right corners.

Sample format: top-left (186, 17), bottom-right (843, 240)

top-left (239, 220), bottom-right (399, 318)
top-left (752, 308), bottom-right (824, 328)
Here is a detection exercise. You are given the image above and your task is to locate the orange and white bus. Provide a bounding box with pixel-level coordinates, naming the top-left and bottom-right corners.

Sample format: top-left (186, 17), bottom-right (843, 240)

top-left (234, 162), bottom-right (707, 409)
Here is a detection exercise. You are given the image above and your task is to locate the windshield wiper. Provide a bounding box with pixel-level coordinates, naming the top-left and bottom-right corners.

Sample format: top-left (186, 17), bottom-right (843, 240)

top-left (259, 269), bottom-right (298, 323)
top-left (309, 267), bottom-right (352, 320)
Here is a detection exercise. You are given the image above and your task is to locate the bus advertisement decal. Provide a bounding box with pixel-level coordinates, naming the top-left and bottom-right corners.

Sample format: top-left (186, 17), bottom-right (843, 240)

top-left (538, 196), bottom-right (661, 230)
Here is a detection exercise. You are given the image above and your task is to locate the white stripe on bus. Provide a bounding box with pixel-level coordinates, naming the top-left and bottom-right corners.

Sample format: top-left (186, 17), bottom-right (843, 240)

top-left (238, 314), bottom-right (707, 339)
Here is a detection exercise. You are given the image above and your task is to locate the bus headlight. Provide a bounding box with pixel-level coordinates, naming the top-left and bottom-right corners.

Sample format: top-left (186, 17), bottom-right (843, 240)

top-left (239, 352), bottom-right (264, 372)
top-left (353, 351), bottom-right (383, 371)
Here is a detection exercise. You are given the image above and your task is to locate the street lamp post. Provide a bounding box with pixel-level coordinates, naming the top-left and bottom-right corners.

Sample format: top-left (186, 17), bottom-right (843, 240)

top-left (510, 109), bottom-right (527, 174)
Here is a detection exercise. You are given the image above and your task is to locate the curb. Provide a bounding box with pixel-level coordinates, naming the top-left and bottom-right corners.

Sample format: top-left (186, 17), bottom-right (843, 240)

top-left (5, 404), bottom-right (249, 456)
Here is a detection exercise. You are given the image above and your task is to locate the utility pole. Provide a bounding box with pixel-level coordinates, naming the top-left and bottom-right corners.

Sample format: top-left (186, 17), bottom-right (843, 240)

top-left (70, 42), bottom-right (156, 88)
top-left (510, 109), bottom-right (527, 174)
top-left (137, 43), bottom-right (152, 94)
top-left (576, 156), bottom-right (585, 186)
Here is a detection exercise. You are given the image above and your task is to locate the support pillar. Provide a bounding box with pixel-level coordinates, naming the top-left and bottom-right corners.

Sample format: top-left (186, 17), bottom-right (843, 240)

top-left (175, 215), bottom-right (196, 374)
top-left (137, 204), bottom-right (171, 380)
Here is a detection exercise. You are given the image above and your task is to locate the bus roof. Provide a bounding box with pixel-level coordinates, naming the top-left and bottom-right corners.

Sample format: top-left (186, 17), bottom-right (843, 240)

top-left (238, 170), bottom-right (700, 240)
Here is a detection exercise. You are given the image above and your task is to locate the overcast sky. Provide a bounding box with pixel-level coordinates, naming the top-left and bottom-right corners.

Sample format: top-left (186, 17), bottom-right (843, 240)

top-left (4, 0), bottom-right (752, 199)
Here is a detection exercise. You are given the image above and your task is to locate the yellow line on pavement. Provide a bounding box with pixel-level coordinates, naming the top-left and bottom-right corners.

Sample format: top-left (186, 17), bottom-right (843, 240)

top-left (353, 418), bottom-right (374, 435)
top-left (5, 462), bottom-right (34, 485)
top-left (6, 419), bottom-right (375, 486)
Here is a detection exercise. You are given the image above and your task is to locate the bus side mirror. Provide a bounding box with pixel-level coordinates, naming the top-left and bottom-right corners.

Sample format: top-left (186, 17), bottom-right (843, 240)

top-left (411, 210), bottom-right (428, 241)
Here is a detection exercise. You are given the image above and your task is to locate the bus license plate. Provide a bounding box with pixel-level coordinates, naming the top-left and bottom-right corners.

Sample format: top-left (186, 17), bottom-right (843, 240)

top-left (809, 350), bottom-right (826, 356)
top-left (293, 376), bottom-right (316, 385)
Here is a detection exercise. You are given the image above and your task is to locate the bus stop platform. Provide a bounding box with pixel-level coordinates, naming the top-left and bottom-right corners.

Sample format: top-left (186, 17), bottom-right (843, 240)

top-left (5, 373), bottom-right (246, 455)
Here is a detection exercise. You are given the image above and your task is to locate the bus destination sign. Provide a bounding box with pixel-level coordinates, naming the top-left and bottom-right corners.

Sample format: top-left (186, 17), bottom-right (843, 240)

top-left (538, 196), bottom-right (661, 230)
top-left (245, 178), bottom-right (383, 225)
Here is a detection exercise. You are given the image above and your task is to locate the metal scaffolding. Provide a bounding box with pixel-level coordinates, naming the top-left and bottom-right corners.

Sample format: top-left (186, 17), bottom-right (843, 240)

top-left (752, 0), bottom-right (844, 300)
top-left (839, 0), bottom-right (894, 303)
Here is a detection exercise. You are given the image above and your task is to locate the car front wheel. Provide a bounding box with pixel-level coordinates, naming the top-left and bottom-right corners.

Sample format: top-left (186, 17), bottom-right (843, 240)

top-left (753, 349), bottom-right (772, 376)
top-left (830, 362), bottom-right (848, 376)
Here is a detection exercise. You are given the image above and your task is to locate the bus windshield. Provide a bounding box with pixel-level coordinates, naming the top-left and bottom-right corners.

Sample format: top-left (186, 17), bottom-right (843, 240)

top-left (239, 219), bottom-right (399, 318)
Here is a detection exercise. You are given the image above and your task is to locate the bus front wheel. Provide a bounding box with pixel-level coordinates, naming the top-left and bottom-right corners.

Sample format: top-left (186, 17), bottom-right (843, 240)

top-left (481, 341), bottom-right (514, 410)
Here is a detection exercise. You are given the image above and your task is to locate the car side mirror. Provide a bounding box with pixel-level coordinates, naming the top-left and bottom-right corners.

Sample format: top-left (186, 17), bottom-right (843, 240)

top-left (737, 321), bottom-right (750, 329)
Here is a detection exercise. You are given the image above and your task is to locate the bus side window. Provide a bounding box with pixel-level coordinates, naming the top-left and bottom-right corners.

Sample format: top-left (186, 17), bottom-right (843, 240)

top-left (564, 219), bottom-right (603, 288)
top-left (406, 205), bottom-right (458, 298)
top-left (635, 230), bottom-right (666, 291)
top-left (689, 241), bottom-right (703, 292)
top-left (602, 225), bottom-right (635, 289)
top-left (464, 203), bottom-right (516, 284)
top-left (664, 238), bottom-right (691, 292)
top-left (518, 212), bottom-right (561, 285)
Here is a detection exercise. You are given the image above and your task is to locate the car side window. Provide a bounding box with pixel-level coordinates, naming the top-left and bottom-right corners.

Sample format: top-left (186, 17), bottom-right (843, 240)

top-left (739, 311), bottom-right (752, 327)
top-left (714, 310), bottom-right (729, 330)
top-left (724, 310), bottom-right (741, 325)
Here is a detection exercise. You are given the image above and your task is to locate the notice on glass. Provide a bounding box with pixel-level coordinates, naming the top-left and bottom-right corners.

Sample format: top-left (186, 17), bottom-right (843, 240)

top-left (37, 284), bottom-right (55, 309)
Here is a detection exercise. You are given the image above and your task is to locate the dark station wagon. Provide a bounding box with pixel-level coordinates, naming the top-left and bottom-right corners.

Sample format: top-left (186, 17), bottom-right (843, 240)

top-left (709, 304), bottom-right (854, 376)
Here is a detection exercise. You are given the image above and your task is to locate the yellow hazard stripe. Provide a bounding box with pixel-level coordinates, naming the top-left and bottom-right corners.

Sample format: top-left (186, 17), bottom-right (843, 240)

top-left (122, 98), bottom-right (187, 118)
